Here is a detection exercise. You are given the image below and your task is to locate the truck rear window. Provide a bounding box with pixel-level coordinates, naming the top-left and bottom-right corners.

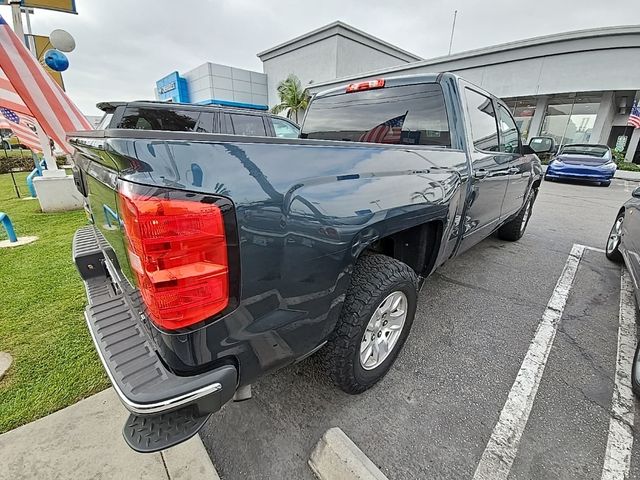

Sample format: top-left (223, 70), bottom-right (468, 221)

top-left (301, 83), bottom-right (450, 147)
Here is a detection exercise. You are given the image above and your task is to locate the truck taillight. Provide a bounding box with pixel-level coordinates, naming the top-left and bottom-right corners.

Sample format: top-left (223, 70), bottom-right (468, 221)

top-left (117, 182), bottom-right (236, 331)
top-left (345, 79), bottom-right (385, 93)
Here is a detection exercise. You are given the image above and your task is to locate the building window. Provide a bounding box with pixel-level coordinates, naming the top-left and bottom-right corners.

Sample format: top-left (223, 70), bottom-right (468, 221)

top-left (540, 94), bottom-right (601, 146)
top-left (503, 98), bottom-right (536, 142)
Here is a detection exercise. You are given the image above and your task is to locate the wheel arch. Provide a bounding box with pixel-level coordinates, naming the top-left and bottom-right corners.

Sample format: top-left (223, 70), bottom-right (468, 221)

top-left (361, 220), bottom-right (443, 277)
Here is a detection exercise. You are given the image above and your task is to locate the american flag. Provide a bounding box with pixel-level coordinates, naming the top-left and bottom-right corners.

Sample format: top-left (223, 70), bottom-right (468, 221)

top-left (359, 112), bottom-right (407, 144)
top-left (0, 107), bottom-right (41, 152)
top-left (628, 101), bottom-right (640, 129)
top-left (0, 68), bottom-right (31, 116)
top-left (0, 15), bottom-right (92, 154)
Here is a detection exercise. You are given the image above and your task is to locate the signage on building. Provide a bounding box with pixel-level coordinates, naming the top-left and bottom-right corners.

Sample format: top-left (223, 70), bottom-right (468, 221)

top-left (159, 82), bottom-right (176, 94)
top-left (0, 0), bottom-right (77, 14)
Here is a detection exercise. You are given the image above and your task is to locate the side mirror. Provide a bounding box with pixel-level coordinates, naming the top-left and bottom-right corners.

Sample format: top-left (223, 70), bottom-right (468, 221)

top-left (633, 186), bottom-right (640, 199)
top-left (528, 136), bottom-right (556, 154)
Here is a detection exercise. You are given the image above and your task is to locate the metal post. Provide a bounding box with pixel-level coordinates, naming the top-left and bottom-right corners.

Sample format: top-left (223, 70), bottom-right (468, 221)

top-left (34, 120), bottom-right (56, 171)
top-left (448, 10), bottom-right (458, 56)
top-left (22, 8), bottom-right (36, 55)
top-left (1, 141), bottom-right (20, 198)
top-left (8, 1), bottom-right (25, 45)
top-left (0, 212), bottom-right (18, 243)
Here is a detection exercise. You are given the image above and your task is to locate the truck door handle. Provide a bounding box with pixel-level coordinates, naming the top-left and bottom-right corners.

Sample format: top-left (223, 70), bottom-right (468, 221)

top-left (474, 169), bottom-right (488, 179)
top-left (508, 167), bottom-right (519, 174)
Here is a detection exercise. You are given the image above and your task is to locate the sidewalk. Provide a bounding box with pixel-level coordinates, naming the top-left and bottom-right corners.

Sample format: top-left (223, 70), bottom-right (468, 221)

top-left (0, 388), bottom-right (220, 480)
top-left (614, 169), bottom-right (640, 182)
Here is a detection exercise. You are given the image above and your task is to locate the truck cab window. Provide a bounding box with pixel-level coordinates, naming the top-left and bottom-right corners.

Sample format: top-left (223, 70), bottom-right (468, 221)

top-left (302, 83), bottom-right (450, 147)
top-left (465, 89), bottom-right (499, 152)
top-left (497, 105), bottom-right (520, 153)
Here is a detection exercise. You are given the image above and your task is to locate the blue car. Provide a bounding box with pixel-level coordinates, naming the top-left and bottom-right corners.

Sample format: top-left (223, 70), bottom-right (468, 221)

top-left (545, 143), bottom-right (616, 187)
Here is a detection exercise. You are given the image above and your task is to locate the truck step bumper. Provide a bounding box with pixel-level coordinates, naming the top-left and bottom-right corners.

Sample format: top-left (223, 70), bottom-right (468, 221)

top-left (123, 406), bottom-right (210, 453)
top-left (73, 226), bottom-right (237, 452)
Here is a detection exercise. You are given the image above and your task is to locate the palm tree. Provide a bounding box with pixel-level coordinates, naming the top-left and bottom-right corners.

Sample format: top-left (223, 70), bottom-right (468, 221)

top-left (271, 74), bottom-right (310, 124)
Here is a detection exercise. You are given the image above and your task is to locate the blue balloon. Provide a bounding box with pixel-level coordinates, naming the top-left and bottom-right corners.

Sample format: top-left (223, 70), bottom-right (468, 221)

top-left (44, 49), bottom-right (69, 72)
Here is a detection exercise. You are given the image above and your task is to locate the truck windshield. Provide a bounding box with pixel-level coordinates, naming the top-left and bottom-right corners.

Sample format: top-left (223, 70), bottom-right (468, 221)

top-left (301, 83), bottom-right (450, 147)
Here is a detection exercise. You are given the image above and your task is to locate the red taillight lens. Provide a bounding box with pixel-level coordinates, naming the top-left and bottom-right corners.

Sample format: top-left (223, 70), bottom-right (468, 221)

top-left (118, 183), bottom-right (230, 331)
top-left (345, 79), bottom-right (385, 93)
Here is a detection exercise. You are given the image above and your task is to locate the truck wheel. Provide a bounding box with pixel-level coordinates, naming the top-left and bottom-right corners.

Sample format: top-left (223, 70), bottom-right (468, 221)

top-left (1, 141), bottom-right (9, 150)
top-left (323, 254), bottom-right (418, 394)
top-left (497, 190), bottom-right (536, 242)
top-left (606, 211), bottom-right (624, 263)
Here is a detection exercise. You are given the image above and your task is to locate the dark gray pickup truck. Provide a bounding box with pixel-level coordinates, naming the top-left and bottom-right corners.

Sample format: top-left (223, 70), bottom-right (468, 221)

top-left (70, 73), bottom-right (546, 452)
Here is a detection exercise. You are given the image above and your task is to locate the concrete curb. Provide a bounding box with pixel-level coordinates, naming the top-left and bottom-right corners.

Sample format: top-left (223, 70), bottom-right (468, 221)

top-left (309, 427), bottom-right (388, 480)
top-left (0, 388), bottom-right (219, 479)
top-left (163, 434), bottom-right (220, 479)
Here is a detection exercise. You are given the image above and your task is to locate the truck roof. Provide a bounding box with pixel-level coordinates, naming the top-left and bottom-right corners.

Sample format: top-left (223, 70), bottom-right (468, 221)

top-left (96, 100), bottom-right (274, 117)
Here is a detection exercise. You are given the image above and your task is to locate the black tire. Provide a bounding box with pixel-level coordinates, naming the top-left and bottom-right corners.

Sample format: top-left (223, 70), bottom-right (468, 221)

top-left (0, 141), bottom-right (9, 150)
top-left (497, 190), bottom-right (536, 242)
top-left (600, 180), bottom-right (611, 187)
top-left (322, 254), bottom-right (418, 394)
top-left (605, 211), bottom-right (624, 263)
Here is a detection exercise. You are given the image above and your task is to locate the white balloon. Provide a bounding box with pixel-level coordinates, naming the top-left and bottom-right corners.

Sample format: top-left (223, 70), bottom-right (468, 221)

top-left (49, 29), bottom-right (76, 53)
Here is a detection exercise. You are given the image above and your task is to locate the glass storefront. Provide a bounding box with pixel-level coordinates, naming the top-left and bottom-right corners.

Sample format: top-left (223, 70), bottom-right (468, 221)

top-left (503, 97), bottom-right (537, 142)
top-left (540, 94), bottom-right (601, 146)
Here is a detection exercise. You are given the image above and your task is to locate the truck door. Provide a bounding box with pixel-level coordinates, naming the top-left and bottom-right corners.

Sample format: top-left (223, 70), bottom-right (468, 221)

top-left (496, 104), bottom-right (530, 218)
top-left (458, 87), bottom-right (510, 251)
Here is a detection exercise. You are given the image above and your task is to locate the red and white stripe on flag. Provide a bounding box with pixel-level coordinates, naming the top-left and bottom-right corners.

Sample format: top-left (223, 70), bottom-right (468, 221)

top-left (0, 113), bottom-right (42, 152)
top-left (0, 14), bottom-right (92, 154)
top-left (0, 68), bottom-right (31, 116)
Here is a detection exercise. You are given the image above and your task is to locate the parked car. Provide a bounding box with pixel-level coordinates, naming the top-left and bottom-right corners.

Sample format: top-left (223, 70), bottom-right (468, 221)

top-left (95, 100), bottom-right (301, 138)
top-left (0, 128), bottom-right (24, 150)
top-left (545, 143), bottom-right (616, 186)
top-left (70, 73), bottom-right (549, 453)
top-left (606, 187), bottom-right (640, 395)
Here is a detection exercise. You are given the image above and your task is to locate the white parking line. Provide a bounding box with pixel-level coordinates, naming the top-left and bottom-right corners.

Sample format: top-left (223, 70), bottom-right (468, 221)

top-left (601, 270), bottom-right (637, 480)
top-left (579, 244), bottom-right (606, 254)
top-left (473, 244), bottom-right (585, 480)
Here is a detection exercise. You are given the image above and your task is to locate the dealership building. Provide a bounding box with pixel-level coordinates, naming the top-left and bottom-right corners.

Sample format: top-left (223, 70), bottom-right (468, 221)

top-left (155, 21), bottom-right (640, 162)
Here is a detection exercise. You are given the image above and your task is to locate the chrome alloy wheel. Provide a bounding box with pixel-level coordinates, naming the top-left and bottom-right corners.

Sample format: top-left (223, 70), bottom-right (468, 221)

top-left (360, 291), bottom-right (408, 370)
top-left (607, 216), bottom-right (624, 255)
top-left (520, 198), bottom-right (533, 234)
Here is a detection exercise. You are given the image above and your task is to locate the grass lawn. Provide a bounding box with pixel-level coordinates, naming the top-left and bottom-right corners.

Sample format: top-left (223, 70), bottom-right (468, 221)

top-left (0, 172), bottom-right (108, 433)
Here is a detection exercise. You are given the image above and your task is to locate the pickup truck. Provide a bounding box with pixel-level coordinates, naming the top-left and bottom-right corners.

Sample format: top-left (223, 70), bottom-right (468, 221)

top-left (70, 73), bottom-right (547, 453)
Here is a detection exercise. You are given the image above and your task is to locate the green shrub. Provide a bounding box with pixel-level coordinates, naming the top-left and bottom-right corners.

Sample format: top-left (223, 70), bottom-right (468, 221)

top-left (0, 151), bottom-right (68, 174)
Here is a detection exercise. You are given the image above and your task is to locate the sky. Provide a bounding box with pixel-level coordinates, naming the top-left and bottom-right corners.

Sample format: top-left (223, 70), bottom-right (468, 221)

top-left (0, 0), bottom-right (636, 116)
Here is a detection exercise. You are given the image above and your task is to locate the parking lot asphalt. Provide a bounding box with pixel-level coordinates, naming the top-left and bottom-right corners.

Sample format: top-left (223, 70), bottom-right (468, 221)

top-left (200, 178), bottom-right (639, 480)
